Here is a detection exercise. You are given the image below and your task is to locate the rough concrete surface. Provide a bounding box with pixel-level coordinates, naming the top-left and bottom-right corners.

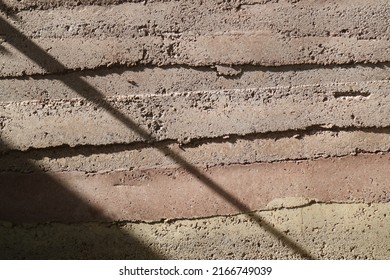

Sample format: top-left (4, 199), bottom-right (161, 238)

top-left (1, 129), bottom-right (389, 173)
top-left (0, 0), bottom-right (389, 259)
top-left (1, 203), bottom-right (389, 259)
top-left (1, 153), bottom-right (390, 223)
top-left (2, 80), bottom-right (389, 151)
top-left (1, 0), bottom-right (390, 76)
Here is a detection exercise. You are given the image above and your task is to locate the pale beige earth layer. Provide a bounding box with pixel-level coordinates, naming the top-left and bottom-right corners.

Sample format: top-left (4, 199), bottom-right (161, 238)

top-left (1, 202), bottom-right (389, 259)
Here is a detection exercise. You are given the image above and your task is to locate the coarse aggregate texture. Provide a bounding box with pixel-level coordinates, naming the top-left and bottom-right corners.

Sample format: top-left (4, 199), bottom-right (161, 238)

top-left (1, 0), bottom-right (390, 76)
top-left (1, 80), bottom-right (389, 151)
top-left (1, 202), bottom-right (389, 259)
top-left (0, 129), bottom-right (389, 173)
top-left (0, 63), bottom-right (389, 102)
top-left (0, 0), bottom-right (389, 260)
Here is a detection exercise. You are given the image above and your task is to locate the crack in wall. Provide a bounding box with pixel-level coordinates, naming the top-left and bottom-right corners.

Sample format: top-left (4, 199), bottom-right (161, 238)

top-left (2, 125), bottom-right (390, 156)
top-left (1, 61), bottom-right (389, 80)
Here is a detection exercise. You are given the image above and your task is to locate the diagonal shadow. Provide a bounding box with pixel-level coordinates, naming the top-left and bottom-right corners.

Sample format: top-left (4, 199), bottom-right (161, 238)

top-left (0, 33), bottom-right (9, 55)
top-left (0, 13), bottom-right (314, 259)
top-left (0, 139), bottom-right (163, 259)
top-left (0, 44), bottom-right (10, 55)
top-left (0, 0), bottom-right (18, 21)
